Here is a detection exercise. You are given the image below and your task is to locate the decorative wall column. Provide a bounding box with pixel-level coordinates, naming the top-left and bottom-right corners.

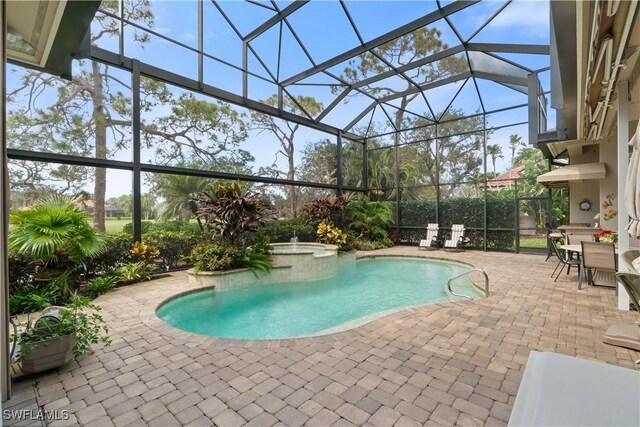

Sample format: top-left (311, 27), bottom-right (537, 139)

top-left (617, 80), bottom-right (630, 311)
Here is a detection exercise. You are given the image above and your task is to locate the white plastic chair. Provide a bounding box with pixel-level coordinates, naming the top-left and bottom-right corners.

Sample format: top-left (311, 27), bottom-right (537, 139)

top-left (419, 223), bottom-right (439, 250)
top-left (444, 224), bottom-right (466, 251)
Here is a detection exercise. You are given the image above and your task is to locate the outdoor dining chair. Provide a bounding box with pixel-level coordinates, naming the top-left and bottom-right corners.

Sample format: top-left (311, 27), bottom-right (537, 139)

top-left (581, 241), bottom-right (617, 287)
top-left (545, 222), bottom-right (564, 261)
top-left (550, 238), bottom-right (581, 282)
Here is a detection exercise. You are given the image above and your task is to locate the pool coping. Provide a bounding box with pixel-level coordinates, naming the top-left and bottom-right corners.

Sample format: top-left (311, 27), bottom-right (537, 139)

top-left (140, 253), bottom-right (489, 348)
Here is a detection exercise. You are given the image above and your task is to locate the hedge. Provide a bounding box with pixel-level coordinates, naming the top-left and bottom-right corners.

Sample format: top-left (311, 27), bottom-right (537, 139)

top-left (257, 217), bottom-right (316, 243)
top-left (396, 197), bottom-right (517, 250)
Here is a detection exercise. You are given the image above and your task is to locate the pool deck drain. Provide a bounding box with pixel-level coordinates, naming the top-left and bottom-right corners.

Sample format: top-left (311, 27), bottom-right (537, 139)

top-left (12, 247), bottom-right (640, 426)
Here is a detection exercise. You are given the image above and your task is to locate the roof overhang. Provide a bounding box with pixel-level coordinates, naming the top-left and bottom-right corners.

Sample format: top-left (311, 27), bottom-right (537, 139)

top-left (6, 0), bottom-right (100, 79)
top-left (536, 162), bottom-right (606, 189)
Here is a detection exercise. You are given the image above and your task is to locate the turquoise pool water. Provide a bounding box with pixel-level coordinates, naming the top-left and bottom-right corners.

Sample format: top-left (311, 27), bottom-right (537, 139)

top-left (157, 258), bottom-right (483, 340)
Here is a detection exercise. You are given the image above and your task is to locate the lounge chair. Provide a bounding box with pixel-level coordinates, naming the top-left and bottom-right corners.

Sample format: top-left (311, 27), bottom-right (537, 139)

top-left (444, 224), bottom-right (467, 251)
top-left (419, 223), bottom-right (439, 250)
top-left (602, 272), bottom-right (640, 352)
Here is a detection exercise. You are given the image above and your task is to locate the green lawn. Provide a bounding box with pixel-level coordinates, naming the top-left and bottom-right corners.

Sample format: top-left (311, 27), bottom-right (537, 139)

top-left (519, 237), bottom-right (547, 249)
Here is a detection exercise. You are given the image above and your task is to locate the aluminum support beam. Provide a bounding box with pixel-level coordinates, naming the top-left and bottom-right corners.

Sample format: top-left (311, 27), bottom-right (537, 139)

top-left (336, 132), bottom-right (343, 194)
top-left (5, 150), bottom-right (366, 193)
top-left (244, 0), bottom-right (308, 42)
top-left (132, 61), bottom-right (142, 243)
top-left (376, 72), bottom-right (473, 104)
top-left (528, 72), bottom-right (539, 147)
top-left (466, 43), bottom-right (550, 55)
top-left (344, 46), bottom-right (466, 91)
top-left (87, 46), bottom-right (361, 141)
top-left (280, 0), bottom-right (479, 86)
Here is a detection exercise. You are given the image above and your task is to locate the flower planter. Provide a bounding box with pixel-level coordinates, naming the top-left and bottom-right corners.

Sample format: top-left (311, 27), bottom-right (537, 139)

top-left (20, 332), bottom-right (75, 374)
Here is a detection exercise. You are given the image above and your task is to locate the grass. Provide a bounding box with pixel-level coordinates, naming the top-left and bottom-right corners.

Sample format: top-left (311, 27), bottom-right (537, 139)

top-left (519, 237), bottom-right (547, 249)
top-left (87, 218), bottom-right (148, 234)
top-left (104, 219), bottom-right (133, 234)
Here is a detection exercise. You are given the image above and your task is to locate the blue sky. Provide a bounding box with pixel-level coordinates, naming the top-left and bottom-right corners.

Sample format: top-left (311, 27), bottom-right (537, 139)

top-left (9, 0), bottom-right (552, 198)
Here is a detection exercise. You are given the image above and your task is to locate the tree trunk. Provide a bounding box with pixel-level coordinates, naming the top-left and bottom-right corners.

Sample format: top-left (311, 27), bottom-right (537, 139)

top-left (91, 61), bottom-right (107, 232)
top-left (287, 143), bottom-right (296, 218)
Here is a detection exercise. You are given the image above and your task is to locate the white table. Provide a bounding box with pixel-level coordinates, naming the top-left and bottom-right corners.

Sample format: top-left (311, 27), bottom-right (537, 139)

top-left (559, 244), bottom-right (618, 289)
top-left (509, 351), bottom-right (640, 426)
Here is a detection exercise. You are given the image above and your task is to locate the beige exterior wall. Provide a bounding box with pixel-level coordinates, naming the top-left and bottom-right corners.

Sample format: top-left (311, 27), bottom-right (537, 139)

top-left (599, 133), bottom-right (619, 231)
top-left (568, 144), bottom-right (600, 225)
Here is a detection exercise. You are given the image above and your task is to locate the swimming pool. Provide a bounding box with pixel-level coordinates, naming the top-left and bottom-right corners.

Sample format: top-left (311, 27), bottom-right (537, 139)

top-left (157, 257), bottom-right (484, 340)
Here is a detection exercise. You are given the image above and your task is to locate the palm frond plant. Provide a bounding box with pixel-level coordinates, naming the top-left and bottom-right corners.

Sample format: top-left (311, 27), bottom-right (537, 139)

top-left (9, 196), bottom-right (107, 266)
top-left (348, 199), bottom-right (395, 244)
top-left (9, 196), bottom-right (108, 300)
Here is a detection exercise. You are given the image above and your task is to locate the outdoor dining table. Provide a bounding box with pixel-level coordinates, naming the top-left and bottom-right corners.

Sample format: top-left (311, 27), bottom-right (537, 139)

top-left (559, 244), bottom-right (618, 289)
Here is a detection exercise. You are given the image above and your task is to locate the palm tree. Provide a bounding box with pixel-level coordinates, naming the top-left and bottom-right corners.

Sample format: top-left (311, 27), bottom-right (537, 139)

top-left (508, 134), bottom-right (524, 167)
top-left (152, 173), bottom-right (211, 221)
top-left (486, 144), bottom-right (504, 175)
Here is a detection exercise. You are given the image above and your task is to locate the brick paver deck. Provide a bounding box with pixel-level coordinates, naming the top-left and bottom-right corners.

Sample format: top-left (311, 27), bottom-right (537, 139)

top-left (8, 248), bottom-right (640, 426)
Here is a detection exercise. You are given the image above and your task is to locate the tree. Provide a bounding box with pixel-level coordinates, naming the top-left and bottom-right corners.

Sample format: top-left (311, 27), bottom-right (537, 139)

top-left (250, 95), bottom-right (323, 217)
top-left (106, 195), bottom-right (133, 217)
top-left (394, 110), bottom-right (485, 198)
top-left (150, 173), bottom-right (210, 221)
top-left (7, 1), bottom-right (255, 230)
top-left (486, 144), bottom-right (504, 175)
top-left (335, 28), bottom-right (468, 200)
top-left (140, 79), bottom-right (252, 169)
top-left (7, 0), bottom-right (154, 231)
top-left (508, 134), bottom-right (524, 167)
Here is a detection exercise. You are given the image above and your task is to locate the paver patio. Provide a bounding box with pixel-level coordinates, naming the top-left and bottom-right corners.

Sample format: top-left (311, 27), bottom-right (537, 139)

top-left (7, 247), bottom-right (640, 426)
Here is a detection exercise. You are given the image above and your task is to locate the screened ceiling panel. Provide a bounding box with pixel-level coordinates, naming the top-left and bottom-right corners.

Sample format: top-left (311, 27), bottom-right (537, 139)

top-left (248, 24), bottom-right (281, 80)
top-left (446, 0), bottom-right (509, 42)
top-left (286, 1), bottom-right (361, 64)
top-left (344, 1), bottom-right (440, 43)
top-left (89, 0), bottom-right (550, 139)
top-left (215, 1), bottom-right (277, 37)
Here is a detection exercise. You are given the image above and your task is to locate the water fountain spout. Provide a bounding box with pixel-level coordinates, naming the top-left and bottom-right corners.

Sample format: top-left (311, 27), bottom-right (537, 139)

top-left (290, 231), bottom-right (298, 249)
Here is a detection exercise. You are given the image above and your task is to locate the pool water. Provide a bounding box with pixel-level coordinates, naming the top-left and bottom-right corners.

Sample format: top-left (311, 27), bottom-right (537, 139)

top-left (157, 258), bottom-right (483, 340)
top-left (271, 244), bottom-right (326, 254)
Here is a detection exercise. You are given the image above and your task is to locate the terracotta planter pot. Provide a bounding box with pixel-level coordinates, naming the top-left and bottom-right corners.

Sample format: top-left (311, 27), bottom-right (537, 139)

top-left (20, 333), bottom-right (75, 374)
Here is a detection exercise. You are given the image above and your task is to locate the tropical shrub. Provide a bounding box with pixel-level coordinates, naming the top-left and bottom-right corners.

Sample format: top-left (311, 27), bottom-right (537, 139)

top-left (9, 282), bottom-right (57, 315)
top-left (192, 181), bottom-right (274, 245)
top-left (114, 262), bottom-right (154, 285)
top-left (190, 240), bottom-right (272, 275)
top-left (348, 199), bottom-right (395, 243)
top-left (122, 221), bottom-right (153, 235)
top-left (8, 196), bottom-right (107, 268)
top-left (84, 232), bottom-right (133, 273)
top-left (316, 220), bottom-right (348, 246)
top-left (85, 275), bottom-right (118, 297)
top-left (143, 230), bottom-right (201, 269)
top-left (304, 193), bottom-right (356, 228)
top-left (130, 241), bottom-right (160, 262)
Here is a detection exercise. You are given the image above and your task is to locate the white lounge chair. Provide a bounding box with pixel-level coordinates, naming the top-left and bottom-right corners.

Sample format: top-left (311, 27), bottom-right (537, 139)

top-left (419, 223), bottom-right (439, 250)
top-left (444, 224), bottom-right (466, 251)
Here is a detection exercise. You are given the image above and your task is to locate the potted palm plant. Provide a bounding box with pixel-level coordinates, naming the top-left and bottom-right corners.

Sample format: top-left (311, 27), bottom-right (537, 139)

top-left (14, 295), bottom-right (110, 374)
